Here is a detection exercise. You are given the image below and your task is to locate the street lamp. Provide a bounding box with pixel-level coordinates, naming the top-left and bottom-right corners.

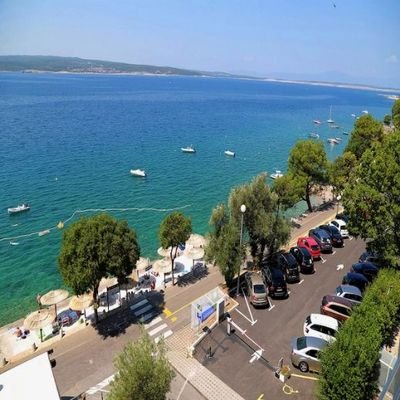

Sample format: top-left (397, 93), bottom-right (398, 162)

top-left (236, 204), bottom-right (246, 297)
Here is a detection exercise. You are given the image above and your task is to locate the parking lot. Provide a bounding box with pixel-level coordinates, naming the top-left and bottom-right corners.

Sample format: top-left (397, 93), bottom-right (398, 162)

top-left (195, 237), bottom-right (366, 399)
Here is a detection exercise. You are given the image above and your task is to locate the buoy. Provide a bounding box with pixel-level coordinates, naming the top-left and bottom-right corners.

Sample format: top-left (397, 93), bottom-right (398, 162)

top-left (57, 221), bottom-right (64, 229)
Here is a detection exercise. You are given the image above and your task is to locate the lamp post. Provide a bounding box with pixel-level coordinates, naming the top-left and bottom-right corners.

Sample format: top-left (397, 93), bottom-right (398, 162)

top-left (236, 204), bottom-right (246, 297)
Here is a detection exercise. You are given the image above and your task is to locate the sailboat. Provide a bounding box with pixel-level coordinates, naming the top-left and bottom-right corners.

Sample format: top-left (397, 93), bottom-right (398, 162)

top-left (327, 106), bottom-right (335, 124)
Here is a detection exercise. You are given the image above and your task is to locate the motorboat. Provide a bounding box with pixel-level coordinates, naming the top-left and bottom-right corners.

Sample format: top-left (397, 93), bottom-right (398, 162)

top-left (330, 124), bottom-right (340, 129)
top-left (335, 137), bottom-right (342, 142)
top-left (270, 170), bottom-right (284, 180)
top-left (327, 138), bottom-right (339, 145)
top-left (351, 113), bottom-right (356, 118)
top-left (130, 169), bottom-right (146, 177)
top-left (8, 203), bottom-right (30, 214)
top-left (313, 120), bottom-right (321, 125)
top-left (309, 132), bottom-right (320, 139)
top-left (362, 110), bottom-right (369, 114)
top-left (224, 150), bottom-right (235, 157)
top-left (327, 106), bottom-right (335, 124)
top-left (38, 229), bottom-right (50, 237)
top-left (342, 131), bottom-right (349, 135)
top-left (181, 146), bottom-right (196, 153)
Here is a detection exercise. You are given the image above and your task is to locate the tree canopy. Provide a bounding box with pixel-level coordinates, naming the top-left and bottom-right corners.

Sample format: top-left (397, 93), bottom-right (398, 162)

top-left (392, 98), bottom-right (400, 130)
top-left (288, 139), bottom-right (328, 212)
top-left (108, 328), bottom-right (174, 400)
top-left (345, 114), bottom-right (383, 159)
top-left (159, 211), bottom-right (192, 284)
top-left (271, 173), bottom-right (303, 212)
top-left (58, 214), bottom-right (140, 322)
top-left (328, 151), bottom-right (357, 198)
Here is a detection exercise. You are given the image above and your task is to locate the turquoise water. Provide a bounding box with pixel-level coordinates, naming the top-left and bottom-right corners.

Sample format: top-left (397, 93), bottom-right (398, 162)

top-left (0, 73), bottom-right (393, 325)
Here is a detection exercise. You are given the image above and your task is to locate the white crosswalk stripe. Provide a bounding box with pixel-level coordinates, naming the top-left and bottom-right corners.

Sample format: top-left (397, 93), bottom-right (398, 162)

top-left (155, 330), bottom-right (173, 344)
top-left (148, 323), bottom-right (168, 337)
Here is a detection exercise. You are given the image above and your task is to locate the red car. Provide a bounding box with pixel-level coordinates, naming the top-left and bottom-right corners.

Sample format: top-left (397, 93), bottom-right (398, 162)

top-left (297, 237), bottom-right (321, 260)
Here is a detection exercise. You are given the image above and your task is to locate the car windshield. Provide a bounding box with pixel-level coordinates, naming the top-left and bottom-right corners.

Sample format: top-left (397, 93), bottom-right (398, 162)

top-left (330, 226), bottom-right (340, 235)
top-left (254, 284), bottom-right (266, 294)
top-left (336, 286), bottom-right (343, 295)
top-left (297, 337), bottom-right (307, 350)
top-left (311, 245), bottom-right (319, 251)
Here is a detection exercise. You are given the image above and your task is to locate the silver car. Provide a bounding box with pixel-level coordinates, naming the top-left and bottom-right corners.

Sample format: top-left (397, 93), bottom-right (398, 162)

top-left (290, 336), bottom-right (328, 373)
top-left (245, 272), bottom-right (269, 307)
top-left (335, 284), bottom-right (362, 305)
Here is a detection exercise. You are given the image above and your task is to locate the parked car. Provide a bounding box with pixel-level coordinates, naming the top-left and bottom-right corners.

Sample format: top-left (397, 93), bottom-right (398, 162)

top-left (308, 228), bottom-right (333, 253)
top-left (289, 246), bottom-right (315, 274)
top-left (359, 250), bottom-right (381, 266)
top-left (261, 265), bottom-right (288, 299)
top-left (329, 219), bottom-right (349, 238)
top-left (290, 336), bottom-right (328, 373)
top-left (244, 272), bottom-right (269, 307)
top-left (335, 284), bottom-right (363, 305)
top-left (277, 252), bottom-right (300, 283)
top-left (318, 224), bottom-right (344, 247)
top-left (350, 262), bottom-right (379, 282)
top-left (297, 237), bottom-right (321, 260)
top-left (336, 213), bottom-right (350, 223)
top-left (342, 272), bottom-right (369, 292)
top-left (304, 314), bottom-right (339, 343)
top-left (320, 295), bottom-right (354, 322)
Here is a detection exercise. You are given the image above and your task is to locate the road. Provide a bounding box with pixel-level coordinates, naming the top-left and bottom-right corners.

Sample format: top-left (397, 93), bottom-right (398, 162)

top-left (194, 238), bottom-right (366, 400)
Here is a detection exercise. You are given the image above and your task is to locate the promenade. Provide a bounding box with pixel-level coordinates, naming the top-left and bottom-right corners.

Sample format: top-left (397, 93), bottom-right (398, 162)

top-left (0, 200), bottom-right (341, 399)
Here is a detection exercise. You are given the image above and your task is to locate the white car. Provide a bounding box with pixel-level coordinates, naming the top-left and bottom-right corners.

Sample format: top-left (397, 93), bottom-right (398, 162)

top-left (303, 313), bottom-right (339, 343)
top-left (329, 219), bottom-right (349, 238)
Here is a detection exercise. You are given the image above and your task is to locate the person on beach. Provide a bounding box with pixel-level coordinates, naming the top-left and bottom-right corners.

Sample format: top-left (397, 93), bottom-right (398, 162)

top-left (15, 327), bottom-right (22, 337)
top-left (36, 294), bottom-right (42, 309)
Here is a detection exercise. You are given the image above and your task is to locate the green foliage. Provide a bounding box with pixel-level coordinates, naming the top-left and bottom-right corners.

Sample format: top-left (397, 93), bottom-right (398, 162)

top-left (393, 99), bottom-right (400, 130)
top-left (383, 114), bottom-right (392, 126)
top-left (288, 140), bottom-right (328, 212)
top-left (343, 131), bottom-right (400, 263)
top-left (345, 114), bottom-right (383, 159)
top-left (159, 212), bottom-right (192, 283)
top-left (58, 214), bottom-right (140, 321)
top-left (271, 173), bottom-right (303, 211)
top-left (328, 151), bottom-right (357, 197)
top-left (108, 328), bottom-right (174, 400)
top-left (318, 269), bottom-right (400, 400)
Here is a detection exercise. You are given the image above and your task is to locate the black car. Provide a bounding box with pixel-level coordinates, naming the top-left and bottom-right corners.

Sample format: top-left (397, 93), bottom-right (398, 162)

top-left (350, 262), bottom-right (379, 282)
top-left (308, 228), bottom-right (333, 253)
top-left (342, 272), bottom-right (369, 292)
top-left (359, 250), bottom-right (381, 266)
top-left (261, 265), bottom-right (288, 298)
top-left (289, 246), bottom-right (315, 274)
top-left (276, 252), bottom-right (300, 283)
top-left (318, 224), bottom-right (344, 247)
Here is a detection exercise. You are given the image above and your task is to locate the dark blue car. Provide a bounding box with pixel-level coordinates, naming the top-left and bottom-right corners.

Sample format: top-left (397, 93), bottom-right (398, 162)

top-left (350, 262), bottom-right (378, 282)
top-left (342, 272), bottom-right (369, 292)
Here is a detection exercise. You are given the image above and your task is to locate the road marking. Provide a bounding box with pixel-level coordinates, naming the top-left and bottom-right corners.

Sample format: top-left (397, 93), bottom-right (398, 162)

top-left (257, 395), bottom-right (265, 400)
top-left (171, 316), bottom-right (177, 322)
top-left (155, 330), bottom-right (173, 344)
top-left (249, 349), bottom-right (263, 363)
top-left (321, 257), bottom-right (326, 264)
top-left (148, 323), bottom-right (168, 337)
top-left (144, 316), bottom-right (162, 329)
top-left (268, 304), bottom-right (275, 311)
top-left (291, 373), bottom-right (319, 381)
top-left (235, 308), bottom-right (258, 325)
top-left (86, 374), bottom-right (114, 395)
top-left (349, 236), bottom-right (353, 241)
top-left (163, 307), bottom-right (172, 317)
top-left (336, 264), bottom-right (344, 271)
top-left (298, 279), bottom-right (304, 285)
top-left (332, 251), bottom-right (336, 256)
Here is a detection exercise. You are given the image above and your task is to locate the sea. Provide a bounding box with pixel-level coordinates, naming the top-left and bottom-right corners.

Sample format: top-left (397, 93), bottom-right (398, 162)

top-left (0, 73), bottom-right (394, 325)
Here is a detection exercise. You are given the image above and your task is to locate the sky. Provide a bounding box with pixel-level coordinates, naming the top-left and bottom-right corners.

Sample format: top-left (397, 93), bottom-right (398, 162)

top-left (0, 0), bottom-right (399, 87)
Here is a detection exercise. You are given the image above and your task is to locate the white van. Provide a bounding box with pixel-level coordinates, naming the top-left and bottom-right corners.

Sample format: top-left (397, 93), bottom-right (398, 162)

top-left (303, 314), bottom-right (339, 343)
top-left (329, 219), bottom-right (349, 238)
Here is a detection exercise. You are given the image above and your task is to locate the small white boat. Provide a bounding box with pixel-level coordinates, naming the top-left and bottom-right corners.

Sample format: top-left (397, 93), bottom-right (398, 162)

top-left (335, 137), bottom-right (342, 142)
top-left (351, 113), bottom-right (356, 118)
top-left (309, 132), bottom-right (320, 139)
top-left (327, 138), bottom-right (339, 144)
top-left (313, 120), bottom-right (321, 125)
top-left (181, 146), bottom-right (196, 153)
top-left (38, 229), bottom-right (50, 237)
top-left (224, 150), bottom-right (235, 157)
top-left (342, 131), bottom-right (349, 135)
top-left (362, 110), bottom-right (369, 114)
top-left (8, 203), bottom-right (30, 214)
top-left (10, 241), bottom-right (19, 246)
top-left (270, 170), bottom-right (284, 180)
top-left (130, 169), bottom-right (146, 177)
top-left (327, 106), bottom-right (335, 124)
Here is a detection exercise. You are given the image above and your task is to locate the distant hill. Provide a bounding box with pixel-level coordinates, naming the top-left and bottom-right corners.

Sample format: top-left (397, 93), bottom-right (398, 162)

top-left (0, 55), bottom-right (231, 76)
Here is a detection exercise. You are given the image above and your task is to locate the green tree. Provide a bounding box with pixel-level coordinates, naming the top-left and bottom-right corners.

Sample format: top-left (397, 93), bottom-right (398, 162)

top-left (328, 151), bottom-right (357, 199)
top-left (159, 212), bottom-right (192, 285)
top-left (59, 214), bottom-right (140, 322)
top-left (345, 114), bottom-right (383, 159)
top-left (288, 140), bottom-right (328, 212)
top-left (392, 98), bottom-right (400, 130)
top-left (383, 114), bottom-right (391, 126)
top-left (108, 328), bottom-right (174, 400)
top-left (343, 131), bottom-right (400, 264)
top-left (271, 173), bottom-right (303, 212)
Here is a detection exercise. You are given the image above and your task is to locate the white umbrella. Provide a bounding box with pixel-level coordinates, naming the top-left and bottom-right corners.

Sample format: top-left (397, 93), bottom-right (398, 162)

top-left (157, 247), bottom-right (172, 258)
top-left (185, 247), bottom-right (205, 260)
top-left (186, 233), bottom-right (206, 248)
top-left (152, 258), bottom-right (172, 275)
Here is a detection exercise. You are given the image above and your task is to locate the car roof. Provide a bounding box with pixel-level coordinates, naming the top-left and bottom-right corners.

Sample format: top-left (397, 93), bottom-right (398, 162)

top-left (352, 262), bottom-right (378, 270)
top-left (331, 219), bottom-right (346, 226)
top-left (298, 236), bottom-right (318, 245)
top-left (308, 313), bottom-right (339, 329)
top-left (305, 336), bottom-right (329, 349)
top-left (247, 272), bottom-right (264, 285)
top-left (336, 284), bottom-right (362, 296)
top-left (345, 272), bottom-right (369, 282)
top-left (270, 267), bottom-right (285, 279)
top-left (323, 294), bottom-right (354, 308)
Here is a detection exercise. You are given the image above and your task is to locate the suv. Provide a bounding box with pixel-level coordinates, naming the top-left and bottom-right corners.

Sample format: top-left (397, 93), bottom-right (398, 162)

top-left (290, 246), bottom-right (315, 274)
top-left (261, 265), bottom-right (288, 299)
top-left (321, 295), bottom-right (353, 322)
top-left (350, 262), bottom-right (378, 282)
top-left (335, 284), bottom-right (362, 305)
top-left (304, 314), bottom-right (339, 343)
top-left (329, 219), bottom-right (349, 238)
top-left (308, 228), bottom-right (333, 253)
top-left (277, 252), bottom-right (300, 283)
top-left (297, 237), bottom-right (321, 260)
top-left (291, 336), bottom-right (328, 373)
top-left (318, 224), bottom-right (344, 247)
top-left (342, 272), bottom-right (369, 292)
top-left (244, 272), bottom-right (269, 307)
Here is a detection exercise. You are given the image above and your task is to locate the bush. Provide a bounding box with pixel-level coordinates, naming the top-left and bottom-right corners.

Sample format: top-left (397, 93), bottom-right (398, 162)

top-left (318, 269), bottom-right (400, 400)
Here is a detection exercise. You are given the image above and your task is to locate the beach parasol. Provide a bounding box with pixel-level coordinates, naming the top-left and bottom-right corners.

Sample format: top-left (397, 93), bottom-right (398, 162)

top-left (69, 293), bottom-right (94, 311)
top-left (157, 247), bottom-right (172, 258)
top-left (185, 247), bottom-right (205, 260)
top-left (24, 308), bottom-right (56, 342)
top-left (152, 258), bottom-right (172, 275)
top-left (40, 289), bottom-right (69, 319)
top-left (98, 276), bottom-right (118, 294)
top-left (186, 233), bottom-right (206, 248)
